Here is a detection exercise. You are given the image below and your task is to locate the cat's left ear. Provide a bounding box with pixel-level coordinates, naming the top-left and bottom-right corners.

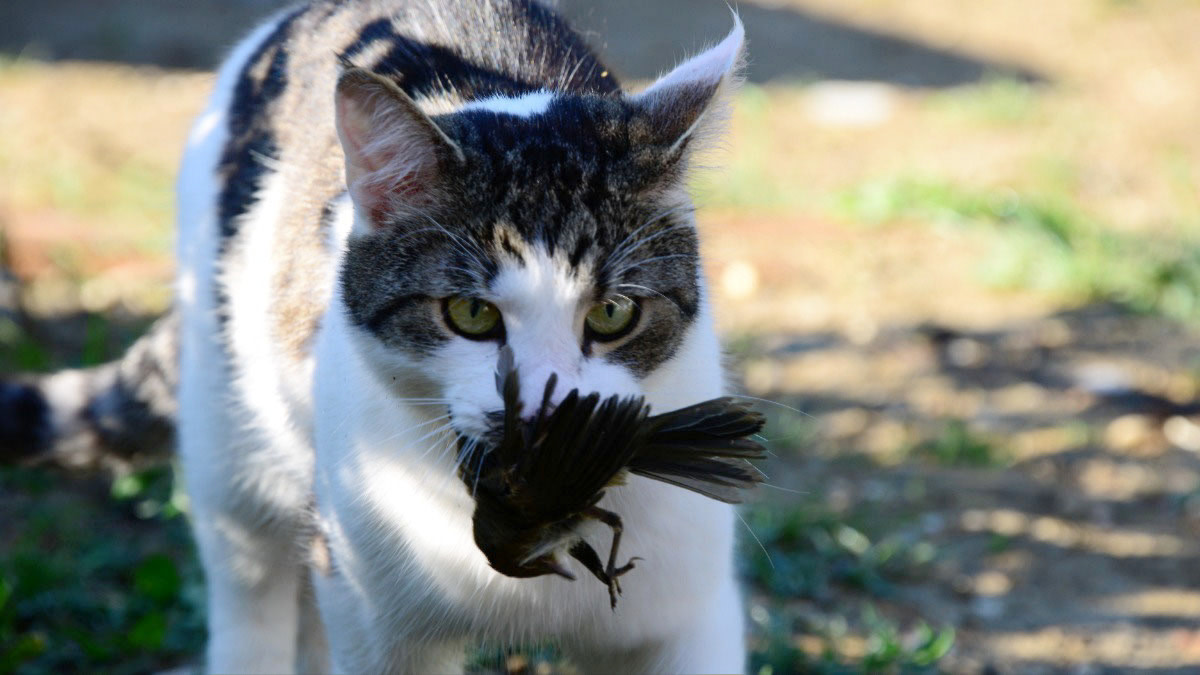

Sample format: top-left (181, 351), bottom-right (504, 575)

top-left (633, 13), bottom-right (745, 157)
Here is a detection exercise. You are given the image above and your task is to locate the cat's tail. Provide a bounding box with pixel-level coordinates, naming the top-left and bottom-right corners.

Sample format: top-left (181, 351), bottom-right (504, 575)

top-left (0, 312), bottom-right (178, 470)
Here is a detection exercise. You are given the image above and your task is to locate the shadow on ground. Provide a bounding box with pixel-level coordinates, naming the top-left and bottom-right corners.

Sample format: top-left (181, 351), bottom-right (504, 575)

top-left (0, 0), bottom-right (1043, 86)
top-left (5, 283), bottom-right (1200, 674)
top-left (738, 303), bottom-right (1200, 673)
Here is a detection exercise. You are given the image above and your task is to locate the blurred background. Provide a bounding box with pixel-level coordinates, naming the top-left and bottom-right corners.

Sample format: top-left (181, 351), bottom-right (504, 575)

top-left (2, 0), bottom-right (1199, 673)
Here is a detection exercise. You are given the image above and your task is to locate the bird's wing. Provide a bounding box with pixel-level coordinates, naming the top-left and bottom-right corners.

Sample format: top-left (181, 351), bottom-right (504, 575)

top-left (520, 391), bottom-right (650, 518)
top-left (629, 397), bottom-right (768, 503)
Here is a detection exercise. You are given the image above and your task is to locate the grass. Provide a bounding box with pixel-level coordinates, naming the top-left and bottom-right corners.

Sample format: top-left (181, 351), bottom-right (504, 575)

top-left (750, 605), bottom-right (954, 675)
top-left (739, 494), bottom-right (952, 673)
top-left (741, 499), bottom-right (937, 602)
top-left (467, 643), bottom-right (564, 674)
top-left (926, 77), bottom-right (1042, 125)
top-left (692, 84), bottom-right (812, 213)
top-left (833, 176), bottom-right (1200, 323)
top-left (0, 464), bottom-right (958, 674)
top-left (691, 73), bottom-right (1200, 334)
top-left (0, 318), bottom-right (49, 372)
top-left (0, 466), bottom-right (204, 675)
top-left (911, 419), bottom-right (1004, 468)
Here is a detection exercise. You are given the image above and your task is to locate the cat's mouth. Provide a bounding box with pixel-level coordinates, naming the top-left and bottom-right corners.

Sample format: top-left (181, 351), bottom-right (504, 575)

top-left (453, 428), bottom-right (499, 491)
top-left (449, 408), bottom-right (506, 487)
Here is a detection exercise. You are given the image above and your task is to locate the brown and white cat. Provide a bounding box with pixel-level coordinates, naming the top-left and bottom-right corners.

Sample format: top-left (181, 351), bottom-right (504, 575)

top-left (2, 1), bottom-right (748, 672)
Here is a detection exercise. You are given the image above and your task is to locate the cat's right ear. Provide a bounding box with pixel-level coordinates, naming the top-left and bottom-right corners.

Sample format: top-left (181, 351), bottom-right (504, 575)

top-left (334, 66), bottom-right (465, 230)
top-left (633, 14), bottom-right (745, 161)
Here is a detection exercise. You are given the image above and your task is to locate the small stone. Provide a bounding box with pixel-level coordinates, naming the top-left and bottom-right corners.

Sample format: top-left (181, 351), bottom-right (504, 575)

top-left (970, 595), bottom-right (1005, 619)
top-left (804, 81), bottom-right (898, 127)
top-left (825, 407), bottom-right (870, 439)
top-left (720, 260), bottom-right (759, 300)
top-left (1104, 414), bottom-right (1157, 453)
top-left (974, 570), bottom-right (1013, 596)
top-left (1165, 416), bottom-right (1200, 452)
top-left (946, 337), bottom-right (987, 367)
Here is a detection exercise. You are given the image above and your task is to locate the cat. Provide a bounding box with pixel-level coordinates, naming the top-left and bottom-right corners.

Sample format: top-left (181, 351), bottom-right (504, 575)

top-left (0, 1), bottom-right (747, 672)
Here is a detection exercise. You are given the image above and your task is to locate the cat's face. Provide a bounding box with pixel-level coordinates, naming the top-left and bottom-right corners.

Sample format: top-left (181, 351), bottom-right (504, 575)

top-left (334, 21), bottom-right (743, 442)
top-left (339, 100), bottom-right (701, 438)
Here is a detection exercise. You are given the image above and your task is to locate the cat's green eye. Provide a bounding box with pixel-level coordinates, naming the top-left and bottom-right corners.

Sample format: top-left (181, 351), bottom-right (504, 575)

top-left (585, 295), bottom-right (638, 341)
top-left (444, 297), bottom-right (503, 339)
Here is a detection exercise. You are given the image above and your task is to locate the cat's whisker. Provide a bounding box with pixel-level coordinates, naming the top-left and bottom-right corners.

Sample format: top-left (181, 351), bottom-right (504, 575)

top-left (420, 436), bottom-right (468, 492)
top-left (455, 438), bottom-right (478, 471)
top-left (615, 283), bottom-right (683, 316)
top-left (411, 423), bottom-right (461, 461)
top-left (610, 253), bottom-right (694, 278)
top-left (471, 447), bottom-right (491, 497)
top-left (749, 435), bottom-right (782, 457)
top-left (450, 437), bottom-right (475, 469)
top-left (421, 215), bottom-right (492, 273)
top-left (373, 414), bottom-right (453, 447)
top-left (442, 266), bottom-right (488, 286)
top-left (378, 225), bottom-right (488, 282)
top-left (602, 208), bottom-right (695, 274)
top-left (601, 205), bottom-right (691, 272)
top-left (417, 436), bottom-right (475, 498)
top-left (406, 420), bottom-right (457, 448)
top-left (735, 510), bottom-right (775, 571)
top-left (429, 433), bottom-right (481, 497)
top-left (729, 394), bottom-right (818, 421)
top-left (759, 482), bottom-right (805, 495)
top-left (603, 221), bottom-right (696, 274)
top-left (328, 415), bottom-right (445, 492)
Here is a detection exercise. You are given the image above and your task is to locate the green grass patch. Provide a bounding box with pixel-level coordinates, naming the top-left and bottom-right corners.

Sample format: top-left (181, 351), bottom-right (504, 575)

top-left (911, 419), bottom-right (1005, 468)
top-left (0, 316), bottom-right (50, 372)
top-left (740, 500), bottom-right (936, 601)
top-left (750, 602), bottom-right (954, 675)
top-left (738, 477), bottom-right (952, 672)
top-left (692, 85), bottom-right (810, 212)
top-left (926, 77), bottom-right (1042, 125)
top-left (833, 176), bottom-right (1200, 323)
top-left (466, 642), bottom-right (564, 674)
top-left (0, 466), bottom-right (204, 675)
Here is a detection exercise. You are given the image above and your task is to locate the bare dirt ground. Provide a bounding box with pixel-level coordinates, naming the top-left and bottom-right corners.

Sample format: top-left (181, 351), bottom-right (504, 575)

top-left (2, 1), bottom-right (1200, 673)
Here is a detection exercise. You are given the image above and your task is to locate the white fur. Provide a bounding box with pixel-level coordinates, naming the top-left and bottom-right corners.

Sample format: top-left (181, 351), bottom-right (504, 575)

top-left (638, 15), bottom-right (744, 100)
top-left (176, 11), bottom-right (328, 674)
top-left (312, 266), bottom-right (742, 674)
top-left (177, 10), bottom-right (747, 675)
top-left (458, 90), bottom-right (555, 118)
top-left (635, 16), bottom-right (745, 157)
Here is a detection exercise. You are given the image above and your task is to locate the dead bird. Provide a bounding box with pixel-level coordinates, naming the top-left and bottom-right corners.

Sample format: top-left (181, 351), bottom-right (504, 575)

top-left (458, 347), bottom-right (767, 609)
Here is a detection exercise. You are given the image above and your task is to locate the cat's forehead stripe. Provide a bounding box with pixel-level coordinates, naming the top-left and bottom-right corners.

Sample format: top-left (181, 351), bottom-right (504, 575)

top-left (458, 91), bottom-right (555, 118)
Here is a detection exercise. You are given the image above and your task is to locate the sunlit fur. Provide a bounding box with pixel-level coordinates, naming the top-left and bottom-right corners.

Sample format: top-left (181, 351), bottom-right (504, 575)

top-left (171, 1), bottom-right (748, 673)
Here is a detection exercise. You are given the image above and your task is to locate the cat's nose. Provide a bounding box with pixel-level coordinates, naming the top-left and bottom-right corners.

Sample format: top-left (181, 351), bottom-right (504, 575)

top-left (518, 370), bottom-right (579, 421)
top-left (493, 346), bottom-right (580, 420)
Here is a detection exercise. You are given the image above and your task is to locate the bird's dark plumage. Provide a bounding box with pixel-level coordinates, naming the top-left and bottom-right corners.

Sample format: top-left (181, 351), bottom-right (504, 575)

top-left (458, 346), bottom-right (767, 608)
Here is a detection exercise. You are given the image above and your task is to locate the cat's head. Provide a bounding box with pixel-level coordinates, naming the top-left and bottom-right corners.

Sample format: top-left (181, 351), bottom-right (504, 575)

top-left (333, 19), bottom-right (744, 441)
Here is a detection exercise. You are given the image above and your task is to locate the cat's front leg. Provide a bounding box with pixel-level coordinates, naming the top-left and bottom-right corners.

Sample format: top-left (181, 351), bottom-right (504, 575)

top-left (315, 567), bottom-right (468, 675)
top-left (327, 639), bottom-right (469, 675)
top-left (178, 342), bottom-right (311, 674)
top-left (189, 506), bottom-right (305, 674)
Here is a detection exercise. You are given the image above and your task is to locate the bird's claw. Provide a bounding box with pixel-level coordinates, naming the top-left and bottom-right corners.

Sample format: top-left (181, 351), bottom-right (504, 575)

top-left (606, 556), bottom-right (642, 609)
